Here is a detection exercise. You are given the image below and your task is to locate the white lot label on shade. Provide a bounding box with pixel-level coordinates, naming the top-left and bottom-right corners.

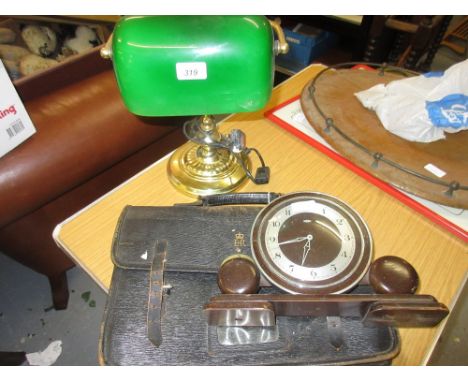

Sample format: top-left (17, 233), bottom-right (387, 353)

top-left (176, 62), bottom-right (207, 80)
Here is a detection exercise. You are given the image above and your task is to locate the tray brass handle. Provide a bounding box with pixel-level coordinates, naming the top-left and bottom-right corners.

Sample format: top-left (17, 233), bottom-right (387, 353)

top-left (269, 18), bottom-right (289, 55)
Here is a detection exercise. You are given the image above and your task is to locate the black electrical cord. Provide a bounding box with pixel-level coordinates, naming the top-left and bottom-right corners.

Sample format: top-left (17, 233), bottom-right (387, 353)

top-left (182, 118), bottom-right (269, 185)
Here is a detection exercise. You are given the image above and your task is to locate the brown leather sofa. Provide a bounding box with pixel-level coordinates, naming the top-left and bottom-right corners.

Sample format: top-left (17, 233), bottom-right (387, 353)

top-left (0, 47), bottom-right (186, 310)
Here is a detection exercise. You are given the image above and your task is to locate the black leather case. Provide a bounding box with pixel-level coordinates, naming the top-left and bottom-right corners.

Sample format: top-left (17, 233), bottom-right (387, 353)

top-left (99, 204), bottom-right (400, 365)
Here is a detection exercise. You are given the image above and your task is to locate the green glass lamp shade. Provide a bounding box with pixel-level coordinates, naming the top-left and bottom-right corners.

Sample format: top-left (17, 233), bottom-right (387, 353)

top-left (112, 16), bottom-right (275, 116)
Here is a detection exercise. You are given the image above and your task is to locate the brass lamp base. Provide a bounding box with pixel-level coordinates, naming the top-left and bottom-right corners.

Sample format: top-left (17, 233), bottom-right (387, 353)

top-left (167, 116), bottom-right (250, 197)
top-left (168, 143), bottom-right (250, 197)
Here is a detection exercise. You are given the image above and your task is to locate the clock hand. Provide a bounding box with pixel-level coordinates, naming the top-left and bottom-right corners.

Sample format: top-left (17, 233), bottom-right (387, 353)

top-left (278, 236), bottom-right (309, 245)
top-left (301, 234), bottom-right (314, 266)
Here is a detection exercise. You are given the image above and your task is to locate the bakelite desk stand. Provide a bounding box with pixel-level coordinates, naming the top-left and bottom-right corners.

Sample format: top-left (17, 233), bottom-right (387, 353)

top-left (54, 64), bottom-right (468, 366)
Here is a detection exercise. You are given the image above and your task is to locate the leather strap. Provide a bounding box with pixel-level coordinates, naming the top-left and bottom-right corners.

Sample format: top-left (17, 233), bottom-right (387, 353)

top-left (147, 240), bottom-right (168, 347)
top-left (188, 192), bottom-right (281, 206)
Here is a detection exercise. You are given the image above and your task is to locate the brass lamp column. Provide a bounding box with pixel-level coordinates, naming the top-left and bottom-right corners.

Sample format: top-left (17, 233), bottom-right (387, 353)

top-left (167, 115), bottom-right (250, 197)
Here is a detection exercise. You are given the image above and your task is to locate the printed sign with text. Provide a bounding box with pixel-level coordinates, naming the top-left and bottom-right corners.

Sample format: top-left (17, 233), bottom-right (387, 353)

top-left (0, 59), bottom-right (36, 158)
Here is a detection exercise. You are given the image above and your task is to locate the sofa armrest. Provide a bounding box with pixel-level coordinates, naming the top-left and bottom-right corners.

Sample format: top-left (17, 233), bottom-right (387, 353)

top-left (0, 48), bottom-right (183, 228)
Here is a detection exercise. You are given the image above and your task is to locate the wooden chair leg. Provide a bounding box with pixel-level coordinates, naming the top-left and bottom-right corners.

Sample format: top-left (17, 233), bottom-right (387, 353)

top-left (0, 351), bottom-right (26, 366)
top-left (48, 272), bottom-right (70, 310)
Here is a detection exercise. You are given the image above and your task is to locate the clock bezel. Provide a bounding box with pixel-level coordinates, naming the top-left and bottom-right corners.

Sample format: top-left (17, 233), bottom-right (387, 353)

top-left (251, 192), bottom-right (373, 294)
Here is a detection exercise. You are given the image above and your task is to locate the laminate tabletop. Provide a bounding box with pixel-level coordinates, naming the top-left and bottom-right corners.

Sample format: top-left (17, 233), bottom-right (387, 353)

top-left (54, 64), bottom-right (468, 366)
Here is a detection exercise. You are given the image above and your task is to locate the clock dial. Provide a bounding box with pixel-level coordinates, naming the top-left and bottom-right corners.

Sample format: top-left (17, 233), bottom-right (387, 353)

top-left (251, 192), bottom-right (372, 294)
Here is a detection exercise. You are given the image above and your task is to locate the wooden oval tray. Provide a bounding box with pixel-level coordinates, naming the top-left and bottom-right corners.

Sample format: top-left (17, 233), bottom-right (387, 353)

top-left (300, 65), bottom-right (468, 209)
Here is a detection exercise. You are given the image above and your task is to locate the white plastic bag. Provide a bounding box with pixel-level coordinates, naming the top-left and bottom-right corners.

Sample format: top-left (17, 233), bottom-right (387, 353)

top-left (355, 59), bottom-right (468, 142)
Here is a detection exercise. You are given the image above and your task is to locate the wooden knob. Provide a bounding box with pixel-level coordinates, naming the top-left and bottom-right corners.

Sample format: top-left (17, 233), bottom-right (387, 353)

top-left (369, 256), bottom-right (419, 294)
top-left (217, 255), bottom-right (260, 294)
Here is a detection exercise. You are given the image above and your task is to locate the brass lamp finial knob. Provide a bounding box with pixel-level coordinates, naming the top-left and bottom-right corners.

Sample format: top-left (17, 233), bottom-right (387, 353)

top-left (100, 33), bottom-right (113, 59)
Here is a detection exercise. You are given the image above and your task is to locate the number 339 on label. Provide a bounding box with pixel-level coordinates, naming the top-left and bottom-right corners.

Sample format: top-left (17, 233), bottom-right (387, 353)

top-left (176, 62), bottom-right (207, 80)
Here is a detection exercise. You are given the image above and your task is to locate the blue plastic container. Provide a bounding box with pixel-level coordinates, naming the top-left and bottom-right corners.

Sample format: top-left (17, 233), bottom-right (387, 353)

top-left (276, 24), bottom-right (337, 72)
